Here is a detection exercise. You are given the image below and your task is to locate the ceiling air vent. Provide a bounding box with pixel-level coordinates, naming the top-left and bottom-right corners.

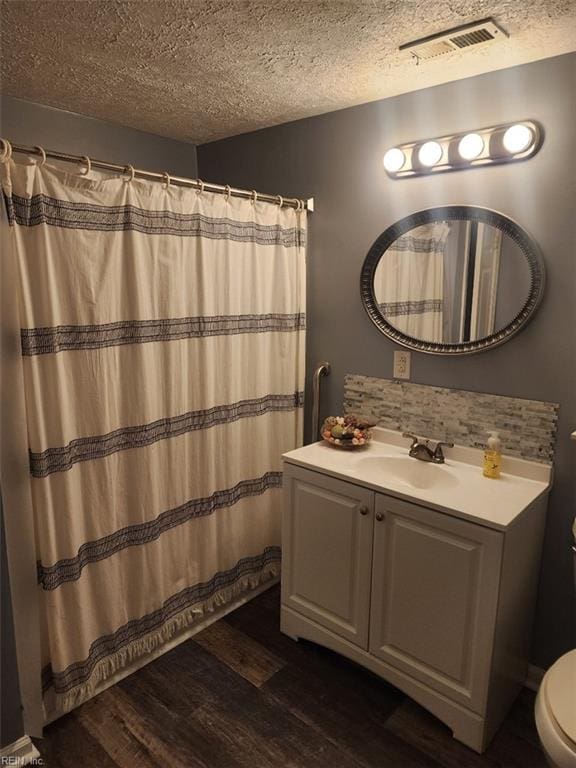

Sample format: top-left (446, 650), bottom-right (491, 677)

top-left (400, 18), bottom-right (508, 63)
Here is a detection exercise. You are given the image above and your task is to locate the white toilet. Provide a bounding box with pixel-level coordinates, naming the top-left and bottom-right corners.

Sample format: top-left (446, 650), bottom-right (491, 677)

top-left (535, 519), bottom-right (576, 767)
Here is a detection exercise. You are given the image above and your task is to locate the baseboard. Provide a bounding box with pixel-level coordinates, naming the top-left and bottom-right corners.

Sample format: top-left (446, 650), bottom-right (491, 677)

top-left (0, 735), bottom-right (41, 764)
top-left (525, 664), bottom-right (545, 692)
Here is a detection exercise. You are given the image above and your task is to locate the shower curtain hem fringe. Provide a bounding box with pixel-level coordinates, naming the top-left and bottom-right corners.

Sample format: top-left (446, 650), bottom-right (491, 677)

top-left (50, 561), bottom-right (280, 715)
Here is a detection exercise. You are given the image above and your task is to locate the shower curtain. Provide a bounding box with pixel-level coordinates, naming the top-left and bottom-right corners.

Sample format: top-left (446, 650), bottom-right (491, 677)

top-left (374, 222), bottom-right (451, 342)
top-left (1, 158), bottom-right (306, 718)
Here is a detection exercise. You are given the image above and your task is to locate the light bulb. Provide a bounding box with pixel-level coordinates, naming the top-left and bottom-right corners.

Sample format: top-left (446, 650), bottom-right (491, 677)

top-left (418, 141), bottom-right (443, 167)
top-left (383, 148), bottom-right (406, 173)
top-left (458, 133), bottom-right (484, 160)
top-left (503, 124), bottom-right (533, 154)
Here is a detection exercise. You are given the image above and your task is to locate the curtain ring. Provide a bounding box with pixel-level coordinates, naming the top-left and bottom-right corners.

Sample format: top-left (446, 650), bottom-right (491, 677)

top-left (251, 190), bottom-right (258, 205)
top-left (34, 146), bottom-right (47, 166)
top-left (276, 195), bottom-right (283, 207)
top-left (0, 138), bottom-right (12, 162)
top-left (224, 184), bottom-right (231, 202)
top-left (123, 164), bottom-right (135, 182)
top-left (79, 155), bottom-right (91, 176)
top-left (162, 172), bottom-right (171, 189)
top-left (196, 179), bottom-right (204, 195)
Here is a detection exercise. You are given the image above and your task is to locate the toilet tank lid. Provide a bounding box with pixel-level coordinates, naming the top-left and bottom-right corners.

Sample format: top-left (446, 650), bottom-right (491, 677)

top-left (546, 650), bottom-right (576, 744)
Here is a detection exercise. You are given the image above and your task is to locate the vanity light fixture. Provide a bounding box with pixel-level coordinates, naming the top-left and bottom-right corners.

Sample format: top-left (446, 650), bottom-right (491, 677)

top-left (383, 120), bottom-right (542, 178)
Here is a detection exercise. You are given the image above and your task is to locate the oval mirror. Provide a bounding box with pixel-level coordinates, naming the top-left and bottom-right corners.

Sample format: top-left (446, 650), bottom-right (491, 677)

top-left (360, 206), bottom-right (545, 355)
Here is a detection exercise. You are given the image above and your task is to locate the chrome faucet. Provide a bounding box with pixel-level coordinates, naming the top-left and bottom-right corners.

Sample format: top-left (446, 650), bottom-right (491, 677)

top-left (402, 433), bottom-right (454, 464)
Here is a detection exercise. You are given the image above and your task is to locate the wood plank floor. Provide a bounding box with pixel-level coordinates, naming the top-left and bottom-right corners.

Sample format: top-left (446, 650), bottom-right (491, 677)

top-left (35, 585), bottom-right (547, 768)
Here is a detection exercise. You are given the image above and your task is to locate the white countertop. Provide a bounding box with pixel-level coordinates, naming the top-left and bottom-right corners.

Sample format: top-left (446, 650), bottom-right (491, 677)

top-left (283, 428), bottom-right (552, 531)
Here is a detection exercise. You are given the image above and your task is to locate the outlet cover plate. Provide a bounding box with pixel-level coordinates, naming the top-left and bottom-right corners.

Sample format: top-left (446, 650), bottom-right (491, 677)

top-left (394, 350), bottom-right (411, 380)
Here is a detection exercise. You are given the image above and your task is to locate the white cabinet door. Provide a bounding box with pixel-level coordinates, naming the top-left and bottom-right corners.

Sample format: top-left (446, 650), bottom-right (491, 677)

top-left (282, 465), bottom-right (374, 648)
top-left (369, 494), bottom-right (503, 713)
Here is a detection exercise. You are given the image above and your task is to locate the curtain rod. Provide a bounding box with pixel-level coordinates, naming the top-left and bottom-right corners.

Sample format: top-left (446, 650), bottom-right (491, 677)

top-left (3, 140), bottom-right (314, 212)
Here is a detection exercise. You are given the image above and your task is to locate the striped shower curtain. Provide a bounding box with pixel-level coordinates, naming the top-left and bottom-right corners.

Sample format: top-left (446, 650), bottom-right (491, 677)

top-left (1, 158), bottom-right (305, 718)
top-left (374, 222), bottom-right (451, 342)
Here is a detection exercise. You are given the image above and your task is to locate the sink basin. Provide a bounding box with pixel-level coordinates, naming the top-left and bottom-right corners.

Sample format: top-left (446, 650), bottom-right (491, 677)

top-left (354, 455), bottom-right (459, 491)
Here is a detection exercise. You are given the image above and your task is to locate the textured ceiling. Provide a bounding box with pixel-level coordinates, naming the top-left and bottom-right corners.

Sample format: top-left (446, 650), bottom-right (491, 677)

top-left (1, 0), bottom-right (575, 144)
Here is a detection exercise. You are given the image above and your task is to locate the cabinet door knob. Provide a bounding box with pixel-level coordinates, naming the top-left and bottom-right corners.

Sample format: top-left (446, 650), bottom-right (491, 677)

top-left (375, 511), bottom-right (385, 522)
top-left (359, 505), bottom-right (369, 516)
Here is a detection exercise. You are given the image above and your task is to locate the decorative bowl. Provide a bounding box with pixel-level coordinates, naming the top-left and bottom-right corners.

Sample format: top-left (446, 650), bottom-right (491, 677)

top-left (321, 415), bottom-right (375, 449)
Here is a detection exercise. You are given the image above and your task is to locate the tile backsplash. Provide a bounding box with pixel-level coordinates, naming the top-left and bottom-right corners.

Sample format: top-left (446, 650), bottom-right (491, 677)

top-left (343, 374), bottom-right (559, 464)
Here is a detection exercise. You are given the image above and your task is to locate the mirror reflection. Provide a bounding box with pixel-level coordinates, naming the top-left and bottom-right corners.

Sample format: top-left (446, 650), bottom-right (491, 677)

top-left (373, 220), bottom-right (532, 344)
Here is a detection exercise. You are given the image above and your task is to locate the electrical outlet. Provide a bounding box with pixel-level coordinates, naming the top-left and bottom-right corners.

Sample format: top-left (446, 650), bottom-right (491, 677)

top-left (393, 350), bottom-right (411, 380)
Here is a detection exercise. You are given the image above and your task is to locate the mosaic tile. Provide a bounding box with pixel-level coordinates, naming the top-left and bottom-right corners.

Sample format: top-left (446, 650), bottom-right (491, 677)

top-left (343, 374), bottom-right (559, 464)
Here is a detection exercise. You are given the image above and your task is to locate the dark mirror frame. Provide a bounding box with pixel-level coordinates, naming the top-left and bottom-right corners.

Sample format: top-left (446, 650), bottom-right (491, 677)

top-left (360, 205), bottom-right (545, 355)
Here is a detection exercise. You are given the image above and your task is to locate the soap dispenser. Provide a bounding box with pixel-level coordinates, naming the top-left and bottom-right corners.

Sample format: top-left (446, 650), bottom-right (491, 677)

top-left (483, 431), bottom-right (502, 479)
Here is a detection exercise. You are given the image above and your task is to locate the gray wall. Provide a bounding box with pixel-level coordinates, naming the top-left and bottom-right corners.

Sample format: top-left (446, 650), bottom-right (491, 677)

top-left (0, 96), bottom-right (197, 747)
top-left (198, 53), bottom-right (576, 669)
top-left (0, 95), bottom-right (197, 177)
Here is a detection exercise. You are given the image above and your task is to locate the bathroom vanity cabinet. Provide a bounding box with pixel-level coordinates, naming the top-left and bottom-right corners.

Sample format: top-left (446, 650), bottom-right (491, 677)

top-left (280, 436), bottom-right (550, 753)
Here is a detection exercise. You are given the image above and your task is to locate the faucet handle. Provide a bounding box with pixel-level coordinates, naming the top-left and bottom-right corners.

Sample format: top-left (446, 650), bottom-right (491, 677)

top-left (433, 441), bottom-right (454, 462)
top-left (402, 432), bottom-right (419, 447)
